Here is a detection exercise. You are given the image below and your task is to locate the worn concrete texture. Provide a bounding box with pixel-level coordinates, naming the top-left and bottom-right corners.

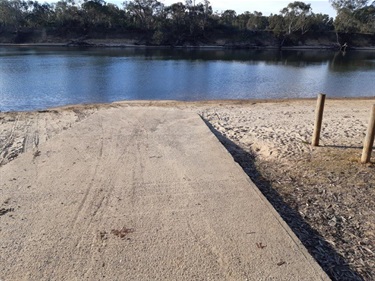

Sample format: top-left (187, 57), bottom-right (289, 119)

top-left (0, 107), bottom-right (330, 280)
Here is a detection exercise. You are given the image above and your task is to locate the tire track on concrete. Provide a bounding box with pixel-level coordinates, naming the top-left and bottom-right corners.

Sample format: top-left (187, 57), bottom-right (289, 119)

top-left (187, 220), bottom-right (232, 280)
top-left (80, 140), bottom-right (132, 278)
top-left (30, 113), bottom-right (109, 279)
top-left (69, 112), bottom-right (144, 278)
top-left (79, 112), bottom-right (154, 279)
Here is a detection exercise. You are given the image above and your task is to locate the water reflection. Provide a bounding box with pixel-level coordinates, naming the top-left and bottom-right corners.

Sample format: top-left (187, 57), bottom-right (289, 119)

top-left (329, 51), bottom-right (375, 72)
top-left (0, 47), bottom-right (374, 111)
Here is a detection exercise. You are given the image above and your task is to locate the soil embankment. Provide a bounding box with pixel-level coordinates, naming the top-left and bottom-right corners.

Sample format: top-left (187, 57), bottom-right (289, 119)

top-left (1, 30), bottom-right (375, 49)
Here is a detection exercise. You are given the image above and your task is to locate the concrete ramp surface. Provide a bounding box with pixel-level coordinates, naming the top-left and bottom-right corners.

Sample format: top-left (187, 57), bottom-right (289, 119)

top-left (0, 107), bottom-right (329, 280)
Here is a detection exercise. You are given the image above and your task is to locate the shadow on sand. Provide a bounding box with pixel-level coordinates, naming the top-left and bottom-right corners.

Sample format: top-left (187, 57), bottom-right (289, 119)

top-left (202, 118), bottom-right (364, 281)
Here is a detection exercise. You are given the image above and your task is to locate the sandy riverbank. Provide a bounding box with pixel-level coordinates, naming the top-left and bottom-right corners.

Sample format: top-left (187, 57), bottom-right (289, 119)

top-left (4, 41), bottom-right (375, 50)
top-left (1, 99), bottom-right (374, 280)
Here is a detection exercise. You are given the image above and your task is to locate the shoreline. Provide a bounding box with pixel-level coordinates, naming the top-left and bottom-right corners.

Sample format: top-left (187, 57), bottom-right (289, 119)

top-left (2, 42), bottom-right (375, 51)
top-left (2, 96), bottom-right (375, 114)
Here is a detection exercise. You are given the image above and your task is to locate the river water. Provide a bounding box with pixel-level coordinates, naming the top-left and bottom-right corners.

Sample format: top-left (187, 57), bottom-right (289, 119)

top-left (0, 46), bottom-right (374, 112)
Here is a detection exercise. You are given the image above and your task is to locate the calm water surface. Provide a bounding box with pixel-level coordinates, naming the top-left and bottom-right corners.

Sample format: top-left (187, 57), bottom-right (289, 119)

top-left (1, 47), bottom-right (374, 111)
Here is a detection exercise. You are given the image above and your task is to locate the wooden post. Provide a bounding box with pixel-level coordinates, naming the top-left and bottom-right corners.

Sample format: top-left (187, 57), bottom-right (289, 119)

top-left (361, 104), bottom-right (375, 164)
top-left (311, 94), bottom-right (326, 146)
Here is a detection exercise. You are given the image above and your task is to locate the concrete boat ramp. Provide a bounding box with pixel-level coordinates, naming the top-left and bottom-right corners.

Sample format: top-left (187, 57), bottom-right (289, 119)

top-left (0, 107), bottom-right (329, 280)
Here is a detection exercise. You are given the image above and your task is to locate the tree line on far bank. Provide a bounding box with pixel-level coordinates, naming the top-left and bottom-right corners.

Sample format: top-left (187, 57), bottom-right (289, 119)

top-left (0, 0), bottom-right (374, 47)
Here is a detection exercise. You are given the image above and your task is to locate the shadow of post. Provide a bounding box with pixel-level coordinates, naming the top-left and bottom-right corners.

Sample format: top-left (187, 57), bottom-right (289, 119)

top-left (202, 118), bottom-right (364, 281)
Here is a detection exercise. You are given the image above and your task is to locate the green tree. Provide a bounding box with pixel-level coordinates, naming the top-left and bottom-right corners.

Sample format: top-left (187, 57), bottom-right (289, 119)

top-left (268, 2), bottom-right (315, 48)
top-left (0, 0), bottom-right (28, 29)
top-left (53, 0), bottom-right (84, 32)
top-left (81, 0), bottom-right (112, 29)
top-left (234, 11), bottom-right (250, 30)
top-left (330, 0), bottom-right (369, 11)
top-left (353, 5), bottom-right (375, 33)
top-left (246, 11), bottom-right (268, 31)
top-left (183, 0), bottom-right (212, 38)
top-left (220, 9), bottom-right (236, 26)
top-left (309, 13), bottom-right (334, 32)
top-left (280, 1), bottom-right (312, 34)
top-left (105, 3), bottom-right (129, 30)
top-left (165, 2), bottom-right (187, 27)
top-left (123, 0), bottom-right (164, 30)
top-left (162, 2), bottom-right (188, 44)
top-left (194, 0), bottom-right (212, 33)
top-left (330, 0), bottom-right (374, 33)
top-left (268, 14), bottom-right (286, 36)
top-left (333, 7), bottom-right (361, 32)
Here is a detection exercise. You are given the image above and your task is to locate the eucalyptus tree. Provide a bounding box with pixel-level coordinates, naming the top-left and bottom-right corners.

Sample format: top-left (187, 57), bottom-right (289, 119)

top-left (269, 1), bottom-right (313, 37)
top-left (24, 1), bottom-right (55, 28)
top-left (268, 14), bottom-right (286, 36)
top-left (183, 0), bottom-right (212, 38)
top-left (280, 1), bottom-right (312, 34)
top-left (330, 0), bottom-right (375, 33)
top-left (0, 0), bottom-right (28, 29)
top-left (165, 2), bottom-right (187, 27)
top-left (220, 9), bottom-right (236, 27)
top-left (353, 4), bottom-right (375, 33)
top-left (199, 0), bottom-right (212, 32)
top-left (309, 13), bottom-right (334, 32)
top-left (234, 11), bottom-right (250, 30)
top-left (246, 11), bottom-right (268, 31)
top-left (268, 1), bottom-right (314, 48)
top-left (105, 3), bottom-right (128, 30)
top-left (81, 0), bottom-right (113, 30)
top-left (53, 0), bottom-right (84, 32)
top-left (162, 2), bottom-right (187, 43)
top-left (330, 0), bottom-right (369, 11)
top-left (123, 0), bottom-right (164, 30)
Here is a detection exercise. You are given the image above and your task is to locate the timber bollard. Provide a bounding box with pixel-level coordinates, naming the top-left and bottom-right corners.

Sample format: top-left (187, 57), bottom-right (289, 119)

top-left (361, 104), bottom-right (375, 164)
top-left (311, 93), bottom-right (326, 146)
